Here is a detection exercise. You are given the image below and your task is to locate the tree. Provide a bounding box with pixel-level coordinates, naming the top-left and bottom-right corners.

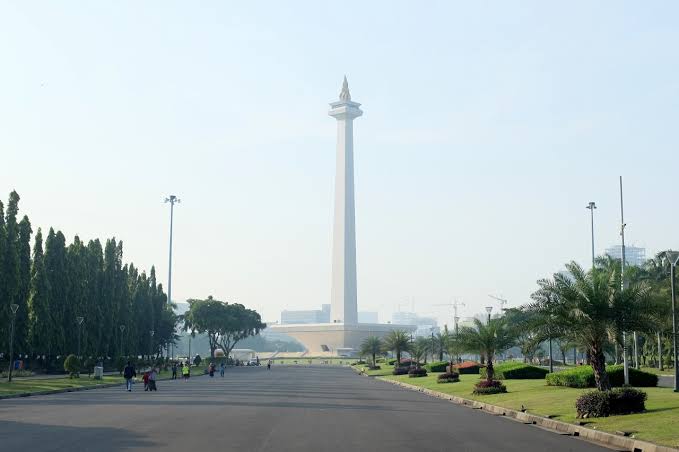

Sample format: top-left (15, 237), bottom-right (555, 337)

top-left (459, 317), bottom-right (516, 382)
top-left (382, 330), bottom-right (411, 366)
top-left (435, 332), bottom-right (447, 361)
top-left (215, 303), bottom-right (265, 361)
top-left (44, 228), bottom-right (68, 355)
top-left (529, 261), bottom-right (657, 391)
top-left (28, 229), bottom-right (50, 361)
top-left (360, 336), bottom-right (382, 366)
top-left (411, 337), bottom-right (430, 366)
top-left (0, 192), bottom-right (20, 353)
top-left (15, 216), bottom-right (32, 353)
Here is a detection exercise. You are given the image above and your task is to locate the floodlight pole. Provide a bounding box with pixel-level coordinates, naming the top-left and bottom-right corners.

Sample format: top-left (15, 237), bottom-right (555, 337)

top-left (619, 176), bottom-right (630, 385)
top-left (7, 304), bottom-right (19, 382)
top-left (586, 202), bottom-right (597, 270)
top-left (667, 251), bottom-right (679, 392)
top-left (165, 195), bottom-right (180, 359)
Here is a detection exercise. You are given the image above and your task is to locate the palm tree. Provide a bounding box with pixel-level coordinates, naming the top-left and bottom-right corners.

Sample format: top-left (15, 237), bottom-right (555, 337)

top-left (459, 317), bottom-right (516, 382)
top-left (435, 332), bottom-right (447, 361)
top-left (383, 330), bottom-right (411, 366)
top-left (360, 336), bottom-right (382, 366)
top-left (529, 261), bottom-right (657, 391)
top-left (412, 337), bottom-right (430, 366)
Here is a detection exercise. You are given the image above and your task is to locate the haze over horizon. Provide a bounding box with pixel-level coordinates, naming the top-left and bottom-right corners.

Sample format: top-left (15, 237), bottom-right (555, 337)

top-left (2, 2), bottom-right (679, 326)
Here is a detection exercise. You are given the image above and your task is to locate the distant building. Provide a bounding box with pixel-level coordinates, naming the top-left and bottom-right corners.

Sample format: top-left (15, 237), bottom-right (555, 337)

top-left (391, 312), bottom-right (438, 337)
top-left (320, 304), bottom-right (331, 323)
top-left (281, 309), bottom-right (325, 324)
top-left (358, 311), bottom-right (378, 323)
top-left (605, 245), bottom-right (646, 267)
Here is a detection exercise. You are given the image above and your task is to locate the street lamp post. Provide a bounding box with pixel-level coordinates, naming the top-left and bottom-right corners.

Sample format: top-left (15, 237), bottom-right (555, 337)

top-left (7, 304), bottom-right (19, 382)
top-left (619, 176), bottom-right (630, 385)
top-left (664, 250), bottom-right (679, 392)
top-left (586, 202), bottom-right (597, 269)
top-left (149, 330), bottom-right (155, 360)
top-left (485, 306), bottom-right (493, 324)
top-left (119, 325), bottom-right (126, 357)
top-left (430, 329), bottom-right (435, 364)
top-left (165, 195), bottom-right (180, 359)
top-left (76, 316), bottom-right (84, 358)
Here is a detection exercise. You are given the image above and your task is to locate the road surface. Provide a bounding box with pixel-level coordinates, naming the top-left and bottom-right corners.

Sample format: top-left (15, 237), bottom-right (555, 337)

top-left (0, 366), bottom-right (610, 451)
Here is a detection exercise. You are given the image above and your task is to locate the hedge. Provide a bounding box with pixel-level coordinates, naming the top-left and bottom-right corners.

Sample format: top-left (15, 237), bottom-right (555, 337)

top-left (473, 380), bottom-right (507, 395)
top-left (408, 367), bottom-right (427, 378)
top-left (480, 362), bottom-right (549, 380)
top-left (437, 371), bottom-right (460, 383)
top-left (425, 361), bottom-right (448, 373)
top-left (453, 361), bottom-right (482, 374)
top-left (546, 365), bottom-right (658, 388)
top-left (576, 388), bottom-right (647, 418)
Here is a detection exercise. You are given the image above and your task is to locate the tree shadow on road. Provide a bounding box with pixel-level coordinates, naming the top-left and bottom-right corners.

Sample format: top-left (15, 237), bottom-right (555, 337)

top-left (0, 420), bottom-right (157, 451)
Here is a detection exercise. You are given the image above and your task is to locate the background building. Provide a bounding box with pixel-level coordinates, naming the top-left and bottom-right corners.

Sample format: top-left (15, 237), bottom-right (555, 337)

top-left (605, 245), bottom-right (646, 267)
top-left (391, 312), bottom-right (438, 337)
top-left (358, 311), bottom-right (378, 323)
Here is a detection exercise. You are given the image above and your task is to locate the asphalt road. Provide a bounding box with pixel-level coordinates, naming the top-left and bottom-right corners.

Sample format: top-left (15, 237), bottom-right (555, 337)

top-left (0, 366), bottom-right (610, 452)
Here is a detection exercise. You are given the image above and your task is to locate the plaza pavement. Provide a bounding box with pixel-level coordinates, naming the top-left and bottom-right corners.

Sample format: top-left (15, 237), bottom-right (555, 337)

top-left (0, 366), bottom-right (610, 451)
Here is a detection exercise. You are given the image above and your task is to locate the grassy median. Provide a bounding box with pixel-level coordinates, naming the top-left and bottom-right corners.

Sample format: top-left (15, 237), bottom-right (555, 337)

top-left (0, 376), bottom-right (126, 396)
top-left (361, 364), bottom-right (679, 447)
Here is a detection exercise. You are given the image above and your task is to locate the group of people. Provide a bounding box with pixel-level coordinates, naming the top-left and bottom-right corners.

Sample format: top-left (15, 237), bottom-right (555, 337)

top-left (122, 361), bottom-right (160, 392)
top-left (170, 362), bottom-right (192, 381)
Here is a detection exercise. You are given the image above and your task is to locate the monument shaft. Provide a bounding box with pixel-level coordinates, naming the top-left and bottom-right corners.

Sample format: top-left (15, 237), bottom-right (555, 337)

top-left (329, 77), bottom-right (362, 325)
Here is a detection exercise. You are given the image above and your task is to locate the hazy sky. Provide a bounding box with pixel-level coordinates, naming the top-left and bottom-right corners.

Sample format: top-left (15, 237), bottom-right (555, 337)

top-left (2, 2), bottom-right (679, 326)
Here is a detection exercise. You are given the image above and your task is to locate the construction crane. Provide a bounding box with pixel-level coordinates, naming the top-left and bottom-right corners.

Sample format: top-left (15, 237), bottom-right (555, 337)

top-left (488, 294), bottom-right (508, 311)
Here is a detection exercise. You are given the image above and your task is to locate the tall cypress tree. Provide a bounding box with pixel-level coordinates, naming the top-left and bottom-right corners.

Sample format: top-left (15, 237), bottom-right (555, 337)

top-left (1, 192), bottom-right (20, 353)
top-left (44, 229), bottom-right (68, 355)
top-left (15, 216), bottom-right (32, 353)
top-left (0, 200), bottom-right (6, 352)
top-left (28, 229), bottom-right (51, 359)
top-left (84, 239), bottom-right (104, 357)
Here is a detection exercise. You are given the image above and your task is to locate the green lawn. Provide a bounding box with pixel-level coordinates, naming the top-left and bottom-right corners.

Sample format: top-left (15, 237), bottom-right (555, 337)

top-left (361, 364), bottom-right (679, 447)
top-left (638, 366), bottom-right (675, 376)
top-left (0, 376), bottom-right (126, 396)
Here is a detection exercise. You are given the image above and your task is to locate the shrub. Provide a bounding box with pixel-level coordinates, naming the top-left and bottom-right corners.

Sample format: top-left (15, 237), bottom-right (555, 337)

top-left (473, 380), bottom-right (507, 395)
top-left (63, 355), bottom-right (81, 378)
top-left (437, 372), bottom-right (460, 383)
top-left (193, 355), bottom-right (202, 366)
top-left (392, 366), bottom-right (409, 376)
top-left (547, 365), bottom-right (658, 388)
top-left (408, 367), bottom-right (427, 378)
top-left (368, 365), bottom-right (381, 371)
top-left (481, 362), bottom-right (549, 380)
top-left (387, 358), bottom-right (398, 366)
top-left (0, 369), bottom-right (33, 378)
top-left (84, 358), bottom-right (96, 376)
top-left (376, 358), bottom-right (386, 363)
top-left (454, 361), bottom-right (482, 374)
top-left (576, 388), bottom-right (647, 418)
top-left (425, 361), bottom-right (448, 373)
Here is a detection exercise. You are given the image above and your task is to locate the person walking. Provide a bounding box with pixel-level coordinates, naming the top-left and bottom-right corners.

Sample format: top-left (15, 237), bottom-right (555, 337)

top-left (171, 362), bottom-right (177, 380)
top-left (182, 362), bottom-right (190, 381)
top-left (208, 362), bottom-right (215, 378)
top-left (219, 362), bottom-right (225, 377)
top-left (148, 367), bottom-right (158, 391)
top-left (142, 370), bottom-right (150, 391)
top-left (123, 361), bottom-right (136, 392)
top-left (267, 360), bottom-right (271, 370)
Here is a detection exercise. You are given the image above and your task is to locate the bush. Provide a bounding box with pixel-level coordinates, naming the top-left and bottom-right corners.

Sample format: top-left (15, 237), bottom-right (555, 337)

top-left (437, 372), bottom-right (460, 383)
top-left (473, 380), bottom-right (507, 395)
top-left (481, 362), bottom-right (549, 380)
top-left (425, 361), bottom-right (449, 373)
top-left (63, 355), bottom-right (81, 378)
top-left (368, 365), bottom-right (381, 371)
top-left (408, 367), bottom-right (427, 378)
top-left (376, 358), bottom-right (386, 363)
top-left (454, 361), bottom-right (482, 374)
top-left (576, 388), bottom-right (647, 418)
top-left (547, 365), bottom-right (658, 388)
top-left (193, 355), bottom-right (202, 366)
top-left (387, 358), bottom-right (397, 366)
top-left (392, 366), bottom-right (409, 375)
top-left (0, 369), bottom-right (33, 378)
top-left (84, 358), bottom-right (96, 376)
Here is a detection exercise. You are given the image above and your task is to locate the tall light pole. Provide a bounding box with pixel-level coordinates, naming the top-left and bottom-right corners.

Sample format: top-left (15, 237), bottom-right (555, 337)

top-left (76, 316), bottom-right (84, 358)
top-left (485, 306), bottom-right (493, 324)
top-left (165, 195), bottom-right (180, 359)
top-left (586, 202), bottom-right (597, 269)
top-left (7, 304), bottom-right (19, 382)
top-left (619, 176), bottom-right (630, 385)
top-left (119, 324), bottom-right (126, 357)
top-left (664, 250), bottom-right (679, 392)
top-left (430, 328), bottom-right (435, 364)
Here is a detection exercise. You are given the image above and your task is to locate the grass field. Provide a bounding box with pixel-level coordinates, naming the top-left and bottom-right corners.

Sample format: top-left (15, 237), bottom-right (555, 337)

top-left (0, 376), bottom-right (127, 396)
top-left (361, 364), bottom-right (679, 447)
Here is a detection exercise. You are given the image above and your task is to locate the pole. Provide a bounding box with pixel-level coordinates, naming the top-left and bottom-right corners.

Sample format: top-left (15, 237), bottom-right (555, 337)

top-left (619, 176), bottom-right (630, 385)
top-left (587, 202), bottom-right (596, 269)
top-left (7, 305), bottom-right (18, 382)
top-left (633, 331), bottom-right (639, 369)
top-left (548, 337), bottom-right (553, 373)
top-left (165, 195), bottom-right (179, 360)
top-left (431, 331), bottom-right (435, 364)
top-left (671, 262), bottom-right (678, 392)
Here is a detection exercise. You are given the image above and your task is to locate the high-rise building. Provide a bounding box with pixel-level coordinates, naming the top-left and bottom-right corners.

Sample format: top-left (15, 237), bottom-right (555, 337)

top-left (358, 311), bottom-right (378, 323)
top-left (605, 245), bottom-right (646, 267)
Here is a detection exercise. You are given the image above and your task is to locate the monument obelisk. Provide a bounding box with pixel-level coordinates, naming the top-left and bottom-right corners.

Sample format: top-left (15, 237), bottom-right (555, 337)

top-left (329, 76), bottom-right (362, 325)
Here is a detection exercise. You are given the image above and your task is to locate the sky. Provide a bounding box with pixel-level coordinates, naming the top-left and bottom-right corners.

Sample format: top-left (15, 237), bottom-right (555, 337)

top-left (2, 1), bottom-right (679, 326)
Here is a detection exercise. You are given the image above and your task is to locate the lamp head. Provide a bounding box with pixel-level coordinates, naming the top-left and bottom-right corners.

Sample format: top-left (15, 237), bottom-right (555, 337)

top-left (119, 325), bottom-right (126, 332)
top-left (150, 330), bottom-right (155, 336)
top-left (76, 316), bottom-right (84, 325)
top-left (586, 202), bottom-right (597, 210)
top-left (485, 306), bottom-right (493, 314)
top-left (10, 304), bottom-right (19, 314)
top-left (665, 250), bottom-right (679, 266)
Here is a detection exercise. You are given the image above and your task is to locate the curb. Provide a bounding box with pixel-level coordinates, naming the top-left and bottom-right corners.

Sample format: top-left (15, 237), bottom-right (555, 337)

top-left (376, 377), bottom-right (678, 452)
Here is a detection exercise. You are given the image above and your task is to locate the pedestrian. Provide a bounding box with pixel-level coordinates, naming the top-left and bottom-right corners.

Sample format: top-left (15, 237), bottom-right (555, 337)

top-left (267, 360), bottom-right (271, 370)
top-left (148, 368), bottom-right (158, 391)
top-left (219, 362), bottom-right (225, 377)
top-left (208, 362), bottom-right (215, 378)
top-left (142, 370), bottom-right (150, 391)
top-left (182, 362), bottom-right (190, 381)
top-left (171, 362), bottom-right (177, 380)
top-left (123, 361), bottom-right (136, 391)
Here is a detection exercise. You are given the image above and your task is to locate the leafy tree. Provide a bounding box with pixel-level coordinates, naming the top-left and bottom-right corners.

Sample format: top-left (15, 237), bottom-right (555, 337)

top-left (529, 261), bottom-right (657, 391)
top-left (382, 330), bottom-right (411, 365)
top-left (63, 354), bottom-right (81, 378)
top-left (459, 317), bottom-right (516, 382)
top-left (360, 336), bottom-right (382, 366)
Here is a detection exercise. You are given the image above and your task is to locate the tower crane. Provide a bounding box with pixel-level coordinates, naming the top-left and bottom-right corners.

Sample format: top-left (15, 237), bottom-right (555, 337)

top-left (488, 294), bottom-right (508, 311)
top-left (432, 299), bottom-right (465, 333)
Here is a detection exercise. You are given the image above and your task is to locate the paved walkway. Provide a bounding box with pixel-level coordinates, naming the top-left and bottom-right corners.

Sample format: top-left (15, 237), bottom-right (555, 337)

top-left (0, 366), bottom-right (609, 452)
